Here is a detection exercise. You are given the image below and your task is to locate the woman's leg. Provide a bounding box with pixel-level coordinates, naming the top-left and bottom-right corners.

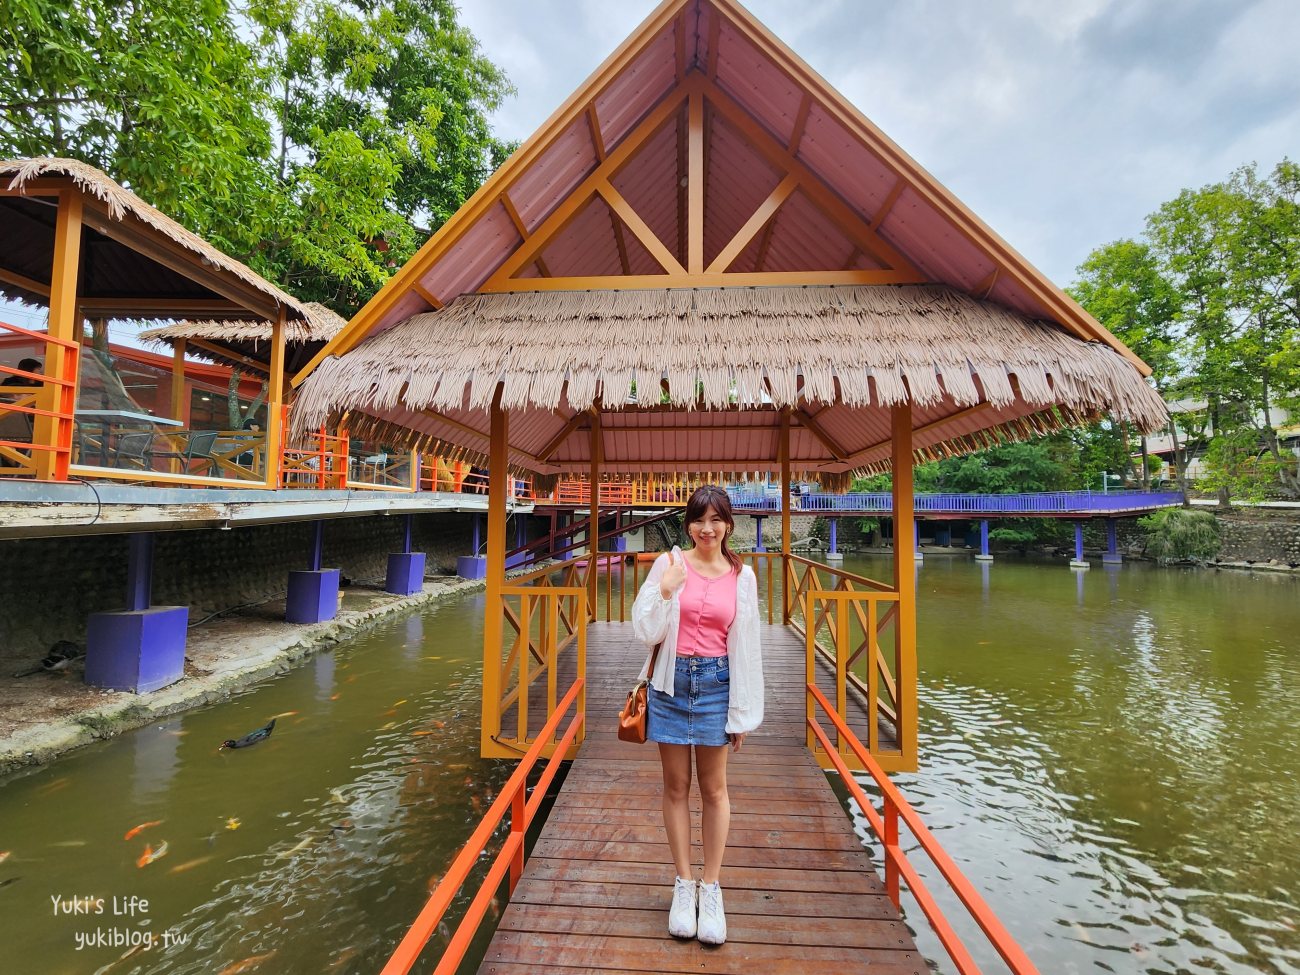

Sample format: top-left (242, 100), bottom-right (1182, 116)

top-left (695, 744), bottom-right (730, 885)
top-left (658, 743), bottom-right (694, 878)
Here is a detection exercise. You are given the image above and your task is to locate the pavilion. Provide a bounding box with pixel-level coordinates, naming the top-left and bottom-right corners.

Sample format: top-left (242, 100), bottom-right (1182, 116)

top-left (291, 0), bottom-right (1167, 772)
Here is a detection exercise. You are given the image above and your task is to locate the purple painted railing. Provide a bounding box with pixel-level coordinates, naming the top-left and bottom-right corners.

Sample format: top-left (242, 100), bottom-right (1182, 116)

top-left (727, 490), bottom-right (1184, 516)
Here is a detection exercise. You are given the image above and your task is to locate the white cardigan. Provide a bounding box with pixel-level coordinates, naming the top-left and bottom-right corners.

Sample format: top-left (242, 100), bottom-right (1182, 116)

top-left (631, 546), bottom-right (764, 734)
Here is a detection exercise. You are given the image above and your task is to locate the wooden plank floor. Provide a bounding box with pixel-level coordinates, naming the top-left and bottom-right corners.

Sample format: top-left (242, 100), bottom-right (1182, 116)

top-left (478, 622), bottom-right (926, 974)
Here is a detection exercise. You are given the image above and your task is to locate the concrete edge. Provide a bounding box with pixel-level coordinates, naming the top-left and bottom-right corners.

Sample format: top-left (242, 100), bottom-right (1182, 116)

top-left (0, 573), bottom-right (508, 776)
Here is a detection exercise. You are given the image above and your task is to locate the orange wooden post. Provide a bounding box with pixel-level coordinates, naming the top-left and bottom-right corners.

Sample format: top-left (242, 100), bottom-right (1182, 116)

top-left (33, 189), bottom-right (82, 481)
top-left (481, 393), bottom-right (508, 757)
top-left (263, 308), bottom-right (286, 489)
top-left (884, 797), bottom-right (901, 908)
top-left (780, 408), bottom-right (792, 623)
top-left (890, 403), bottom-right (918, 772)
top-left (317, 425), bottom-right (328, 490)
top-left (588, 407), bottom-right (602, 622)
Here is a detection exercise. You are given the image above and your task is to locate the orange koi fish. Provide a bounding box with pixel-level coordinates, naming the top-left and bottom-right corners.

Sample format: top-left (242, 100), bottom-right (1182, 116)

top-left (217, 951), bottom-right (278, 975)
top-left (136, 840), bottom-right (169, 868)
top-left (124, 820), bottom-right (163, 841)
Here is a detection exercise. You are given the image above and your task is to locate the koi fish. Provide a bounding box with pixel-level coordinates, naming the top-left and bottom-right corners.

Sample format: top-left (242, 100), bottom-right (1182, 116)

top-left (392, 699), bottom-right (407, 707)
top-left (329, 693), bottom-right (341, 701)
top-left (329, 789), bottom-right (346, 804)
top-left (168, 856), bottom-right (214, 874)
top-left (276, 837), bottom-right (313, 859)
top-left (432, 720), bottom-right (446, 730)
top-left (217, 951), bottom-right (277, 975)
top-left (0, 851), bottom-right (9, 864)
top-left (50, 840), bottom-right (87, 847)
top-left (136, 840), bottom-right (169, 868)
top-left (225, 818), bottom-right (241, 831)
top-left (124, 820), bottom-right (163, 841)
top-left (411, 730), bottom-right (433, 737)
top-left (424, 656), bottom-right (442, 661)
top-left (270, 711), bottom-right (299, 719)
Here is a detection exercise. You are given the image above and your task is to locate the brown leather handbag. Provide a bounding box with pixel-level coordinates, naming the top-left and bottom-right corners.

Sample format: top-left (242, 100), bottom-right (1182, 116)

top-left (617, 642), bottom-right (662, 743)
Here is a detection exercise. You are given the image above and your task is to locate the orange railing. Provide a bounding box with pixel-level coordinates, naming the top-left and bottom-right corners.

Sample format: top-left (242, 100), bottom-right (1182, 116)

top-left (0, 323), bottom-right (79, 480)
top-left (380, 677), bottom-right (586, 975)
top-left (548, 477), bottom-right (696, 506)
top-left (280, 426), bottom-right (349, 489)
top-left (806, 682), bottom-right (1040, 975)
top-left (419, 458), bottom-right (538, 501)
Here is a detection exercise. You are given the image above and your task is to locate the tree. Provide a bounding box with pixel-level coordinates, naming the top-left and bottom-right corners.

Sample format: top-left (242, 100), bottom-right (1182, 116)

top-left (244, 0), bottom-right (515, 310)
top-left (0, 0), bottom-right (514, 317)
top-left (1070, 239), bottom-right (1181, 489)
top-left (1138, 508), bottom-right (1220, 564)
top-left (0, 0), bottom-right (272, 238)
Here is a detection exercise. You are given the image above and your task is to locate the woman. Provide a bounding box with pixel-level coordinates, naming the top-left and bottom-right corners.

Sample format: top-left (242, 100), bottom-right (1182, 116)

top-left (631, 485), bottom-right (763, 945)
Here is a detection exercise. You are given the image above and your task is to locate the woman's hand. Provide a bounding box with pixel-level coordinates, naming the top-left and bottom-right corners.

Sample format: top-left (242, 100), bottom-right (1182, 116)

top-left (659, 552), bottom-right (687, 600)
top-left (729, 732), bottom-right (746, 752)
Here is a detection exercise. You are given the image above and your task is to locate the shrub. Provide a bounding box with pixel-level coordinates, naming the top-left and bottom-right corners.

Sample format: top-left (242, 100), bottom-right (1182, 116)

top-left (1138, 508), bottom-right (1221, 563)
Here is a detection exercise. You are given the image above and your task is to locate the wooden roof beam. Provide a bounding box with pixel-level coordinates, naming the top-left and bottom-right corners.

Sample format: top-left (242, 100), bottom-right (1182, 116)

top-left (707, 173), bottom-right (798, 273)
top-left (704, 81), bottom-right (924, 279)
top-left (597, 181), bottom-right (686, 275)
top-left (483, 79), bottom-right (696, 288)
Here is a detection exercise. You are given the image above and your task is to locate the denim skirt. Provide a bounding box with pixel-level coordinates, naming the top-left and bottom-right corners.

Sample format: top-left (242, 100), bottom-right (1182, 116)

top-left (647, 655), bottom-right (730, 746)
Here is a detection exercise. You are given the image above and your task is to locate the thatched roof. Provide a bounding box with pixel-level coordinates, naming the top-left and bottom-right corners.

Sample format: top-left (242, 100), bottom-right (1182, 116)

top-left (0, 157), bottom-right (309, 322)
top-left (140, 302), bottom-right (346, 346)
top-left (292, 284), bottom-right (1168, 481)
top-left (139, 303), bottom-right (347, 375)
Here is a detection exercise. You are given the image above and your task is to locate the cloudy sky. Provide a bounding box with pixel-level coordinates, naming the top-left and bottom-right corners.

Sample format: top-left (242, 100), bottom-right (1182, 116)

top-left (459, 0), bottom-right (1300, 287)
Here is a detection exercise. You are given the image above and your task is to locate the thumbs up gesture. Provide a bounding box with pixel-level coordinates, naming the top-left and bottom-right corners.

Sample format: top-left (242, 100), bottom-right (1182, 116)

top-left (659, 551), bottom-right (687, 600)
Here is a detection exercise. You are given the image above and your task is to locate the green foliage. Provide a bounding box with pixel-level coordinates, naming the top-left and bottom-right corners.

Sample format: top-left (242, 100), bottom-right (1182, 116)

top-left (1072, 158), bottom-right (1300, 500)
top-left (1137, 508), bottom-right (1221, 564)
top-left (0, 0), bottom-right (513, 315)
top-left (1200, 430), bottom-right (1288, 503)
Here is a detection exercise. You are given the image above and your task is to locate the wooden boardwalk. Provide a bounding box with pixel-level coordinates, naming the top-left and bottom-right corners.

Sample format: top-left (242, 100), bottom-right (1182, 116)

top-left (478, 622), bottom-right (927, 974)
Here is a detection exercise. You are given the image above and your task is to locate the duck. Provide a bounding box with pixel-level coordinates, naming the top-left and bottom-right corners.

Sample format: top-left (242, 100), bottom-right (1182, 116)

top-left (12, 641), bottom-right (83, 678)
top-left (221, 718), bottom-right (276, 750)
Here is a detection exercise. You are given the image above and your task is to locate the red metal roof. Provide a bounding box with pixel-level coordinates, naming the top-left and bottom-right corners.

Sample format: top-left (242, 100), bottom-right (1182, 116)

top-left (299, 0), bottom-right (1141, 386)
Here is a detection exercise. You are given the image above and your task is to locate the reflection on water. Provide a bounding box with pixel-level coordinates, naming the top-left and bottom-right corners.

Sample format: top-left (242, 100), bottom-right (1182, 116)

top-left (841, 555), bottom-right (1300, 975)
top-left (0, 601), bottom-right (505, 974)
top-left (2, 556), bottom-right (1297, 974)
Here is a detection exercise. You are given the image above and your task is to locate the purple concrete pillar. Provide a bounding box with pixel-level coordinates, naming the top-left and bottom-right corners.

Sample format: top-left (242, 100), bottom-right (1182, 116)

top-left (459, 513), bottom-right (487, 579)
top-left (386, 514), bottom-right (425, 595)
top-left (976, 519), bottom-right (992, 562)
top-left (829, 517), bottom-right (838, 552)
top-left (754, 516), bottom-right (765, 552)
top-left (914, 521), bottom-right (924, 561)
top-left (472, 514), bottom-right (481, 554)
top-left (1103, 518), bottom-right (1123, 564)
top-left (309, 519), bottom-right (324, 572)
top-left (126, 532), bottom-right (154, 612)
top-left (1070, 521), bottom-right (1089, 569)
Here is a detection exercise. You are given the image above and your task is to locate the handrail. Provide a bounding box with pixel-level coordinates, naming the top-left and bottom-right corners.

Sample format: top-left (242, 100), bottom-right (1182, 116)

top-left (381, 677), bottom-right (585, 975)
top-left (806, 682), bottom-right (1040, 975)
top-left (0, 321), bottom-right (80, 480)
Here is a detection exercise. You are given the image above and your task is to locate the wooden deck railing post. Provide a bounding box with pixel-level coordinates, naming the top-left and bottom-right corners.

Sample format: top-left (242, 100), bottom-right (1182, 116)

top-left (890, 403), bottom-right (918, 771)
top-left (780, 408), bottom-right (792, 623)
top-left (884, 797), bottom-right (901, 908)
top-left (588, 406), bottom-right (602, 622)
top-left (481, 393), bottom-right (509, 757)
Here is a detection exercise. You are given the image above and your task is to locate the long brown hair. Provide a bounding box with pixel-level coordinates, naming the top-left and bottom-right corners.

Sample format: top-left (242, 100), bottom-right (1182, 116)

top-left (683, 485), bottom-right (742, 573)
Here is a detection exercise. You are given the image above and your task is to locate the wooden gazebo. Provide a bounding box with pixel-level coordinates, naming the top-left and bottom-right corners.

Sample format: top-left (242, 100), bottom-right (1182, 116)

top-left (292, 0), bottom-right (1166, 772)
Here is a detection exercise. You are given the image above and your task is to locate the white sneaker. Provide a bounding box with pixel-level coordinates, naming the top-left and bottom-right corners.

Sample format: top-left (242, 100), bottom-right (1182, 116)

top-left (667, 876), bottom-right (698, 938)
top-left (697, 881), bottom-right (727, 945)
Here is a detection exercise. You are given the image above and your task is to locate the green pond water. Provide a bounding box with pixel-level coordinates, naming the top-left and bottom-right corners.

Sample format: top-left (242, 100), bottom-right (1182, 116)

top-left (0, 558), bottom-right (1296, 974)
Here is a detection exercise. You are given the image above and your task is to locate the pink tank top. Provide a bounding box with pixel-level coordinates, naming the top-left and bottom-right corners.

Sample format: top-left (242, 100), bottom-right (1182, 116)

top-left (675, 557), bottom-right (737, 658)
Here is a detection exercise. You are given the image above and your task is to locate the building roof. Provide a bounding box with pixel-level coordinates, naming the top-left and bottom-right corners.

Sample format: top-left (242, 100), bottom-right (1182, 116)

top-left (290, 0), bottom-right (1164, 482)
top-left (0, 157), bottom-right (310, 323)
top-left (139, 303), bottom-right (347, 374)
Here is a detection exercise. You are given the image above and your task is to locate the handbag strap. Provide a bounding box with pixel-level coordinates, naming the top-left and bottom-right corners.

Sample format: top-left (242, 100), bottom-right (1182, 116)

top-left (646, 641), bottom-right (663, 681)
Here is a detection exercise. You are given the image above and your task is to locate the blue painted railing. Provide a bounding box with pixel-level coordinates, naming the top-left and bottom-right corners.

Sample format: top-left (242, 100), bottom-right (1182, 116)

top-left (727, 490), bottom-right (1184, 516)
